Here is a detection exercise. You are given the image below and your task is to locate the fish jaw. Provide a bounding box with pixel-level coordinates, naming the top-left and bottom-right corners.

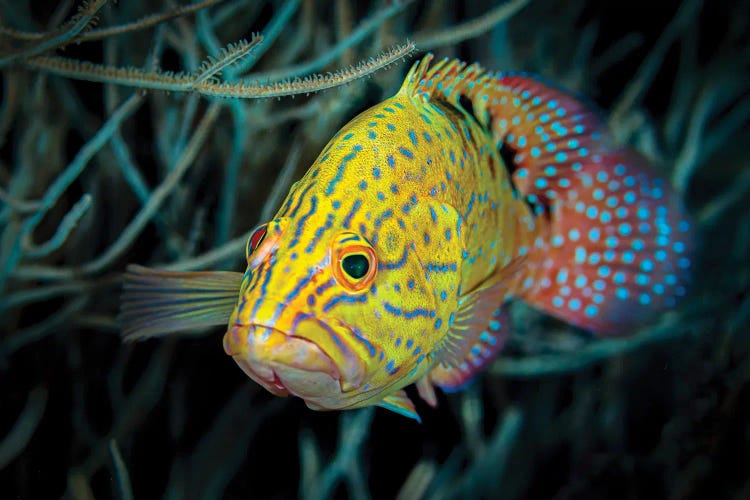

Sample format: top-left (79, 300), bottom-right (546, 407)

top-left (222, 315), bottom-right (373, 408)
top-left (223, 323), bottom-right (342, 400)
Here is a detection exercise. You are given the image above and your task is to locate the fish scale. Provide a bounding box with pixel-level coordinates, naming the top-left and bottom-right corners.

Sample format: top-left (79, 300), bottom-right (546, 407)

top-left (120, 54), bottom-right (694, 421)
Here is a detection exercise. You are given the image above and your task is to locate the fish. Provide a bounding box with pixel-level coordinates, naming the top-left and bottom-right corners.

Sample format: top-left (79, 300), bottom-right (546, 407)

top-left (119, 54), bottom-right (694, 422)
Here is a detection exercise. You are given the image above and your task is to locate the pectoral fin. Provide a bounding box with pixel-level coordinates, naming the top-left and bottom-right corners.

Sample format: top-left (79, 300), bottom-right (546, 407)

top-left (119, 264), bottom-right (243, 342)
top-left (429, 271), bottom-right (516, 391)
top-left (376, 390), bottom-right (421, 422)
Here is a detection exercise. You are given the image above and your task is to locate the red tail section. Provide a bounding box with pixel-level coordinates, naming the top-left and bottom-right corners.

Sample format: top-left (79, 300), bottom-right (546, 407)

top-left (473, 74), bottom-right (694, 334)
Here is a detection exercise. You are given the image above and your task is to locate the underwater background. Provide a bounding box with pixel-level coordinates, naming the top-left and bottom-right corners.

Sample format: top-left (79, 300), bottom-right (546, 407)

top-left (1, 0), bottom-right (749, 498)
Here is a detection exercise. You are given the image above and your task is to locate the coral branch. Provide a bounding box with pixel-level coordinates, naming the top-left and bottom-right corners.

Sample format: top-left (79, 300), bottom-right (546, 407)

top-left (198, 41), bottom-right (416, 99)
top-left (192, 37), bottom-right (263, 86)
top-left (0, 0), bottom-right (108, 67)
top-left (0, 387), bottom-right (48, 469)
top-left (81, 0), bottom-right (222, 42)
top-left (249, 0), bottom-right (414, 82)
top-left (0, 93), bottom-right (144, 291)
top-left (108, 440), bottom-right (134, 500)
top-left (24, 193), bottom-right (92, 258)
top-left (413, 0), bottom-right (530, 50)
top-left (23, 38), bottom-right (415, 99)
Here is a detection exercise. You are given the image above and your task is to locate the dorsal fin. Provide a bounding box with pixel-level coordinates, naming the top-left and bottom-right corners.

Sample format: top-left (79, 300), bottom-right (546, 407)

top-left (399, 55), bottom-right (477, 103)
top-left (399, 54), bottom-right (490, 122)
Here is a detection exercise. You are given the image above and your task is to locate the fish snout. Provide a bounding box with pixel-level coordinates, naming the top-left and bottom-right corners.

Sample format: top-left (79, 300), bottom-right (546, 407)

top-left (223, 323), bottom-right (346, 402)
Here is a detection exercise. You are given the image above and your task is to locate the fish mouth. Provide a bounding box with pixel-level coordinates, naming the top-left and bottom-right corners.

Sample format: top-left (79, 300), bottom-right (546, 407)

top-left (223, 321), bottom-right (359, 404)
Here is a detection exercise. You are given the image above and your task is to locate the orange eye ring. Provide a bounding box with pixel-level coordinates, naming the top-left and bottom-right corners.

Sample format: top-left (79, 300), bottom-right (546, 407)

top-left (333, 245), bottom-right (377, 292)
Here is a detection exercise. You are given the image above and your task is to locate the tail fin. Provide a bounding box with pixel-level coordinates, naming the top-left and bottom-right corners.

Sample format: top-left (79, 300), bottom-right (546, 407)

top-left (119, 265), bottom-right (243, 341)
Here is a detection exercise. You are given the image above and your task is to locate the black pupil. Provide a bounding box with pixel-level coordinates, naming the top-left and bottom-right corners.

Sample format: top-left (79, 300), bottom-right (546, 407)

top-left (342, 254), bottom-right (369, 279)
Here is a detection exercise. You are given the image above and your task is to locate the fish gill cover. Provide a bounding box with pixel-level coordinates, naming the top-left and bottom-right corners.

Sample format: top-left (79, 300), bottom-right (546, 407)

top-left (1, 0), bottom-right (749, 499)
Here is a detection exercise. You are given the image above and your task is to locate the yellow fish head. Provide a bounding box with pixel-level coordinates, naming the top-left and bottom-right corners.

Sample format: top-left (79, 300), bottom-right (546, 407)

top-left (223, 217), bottom-right (378, 409)
top-left (223, 106), bottom-right (464, 410)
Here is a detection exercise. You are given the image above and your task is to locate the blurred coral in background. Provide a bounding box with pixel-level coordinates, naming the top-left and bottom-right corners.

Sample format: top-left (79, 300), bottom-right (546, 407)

top-left (1, 0), bottom-right (749, 498)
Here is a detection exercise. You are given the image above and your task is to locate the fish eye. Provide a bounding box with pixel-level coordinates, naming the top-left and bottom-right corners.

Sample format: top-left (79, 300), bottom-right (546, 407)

top-left (335, 249), bottom-right (376, 291)
top-left (331, 233), bottom-right (377, 292)
top-left (246, 225), bottom-right (267, 258)
top-left (341, 253), bottom-right (370, 279)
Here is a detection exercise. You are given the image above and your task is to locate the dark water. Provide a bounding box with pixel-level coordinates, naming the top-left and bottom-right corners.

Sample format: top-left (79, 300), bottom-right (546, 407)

top-left (1, 1), bottom-right (749, 498)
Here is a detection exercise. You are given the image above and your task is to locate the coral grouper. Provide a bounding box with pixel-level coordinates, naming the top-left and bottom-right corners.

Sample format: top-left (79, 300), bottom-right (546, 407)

top-left (120, 54), bottom-right (693, 421)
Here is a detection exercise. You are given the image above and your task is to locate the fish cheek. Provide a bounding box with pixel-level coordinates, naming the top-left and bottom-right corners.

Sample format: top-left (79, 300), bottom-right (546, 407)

top-left (414, 200), bottom-right (465, 345)
top-left (371, 201), bottom-right (464, 379)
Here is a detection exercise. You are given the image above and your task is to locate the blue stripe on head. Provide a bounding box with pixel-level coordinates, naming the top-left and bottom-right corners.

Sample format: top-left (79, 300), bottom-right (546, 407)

top-left (288, 195), bottom-right (319, 249)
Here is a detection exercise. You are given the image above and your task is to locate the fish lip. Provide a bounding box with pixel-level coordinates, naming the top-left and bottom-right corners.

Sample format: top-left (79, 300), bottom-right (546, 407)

top-left (224, 322), bottom-right (342, 397)
top-left (294, 315), bottom-right (374, 393)
top-left (230, 292), bottom-right (374, 392)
